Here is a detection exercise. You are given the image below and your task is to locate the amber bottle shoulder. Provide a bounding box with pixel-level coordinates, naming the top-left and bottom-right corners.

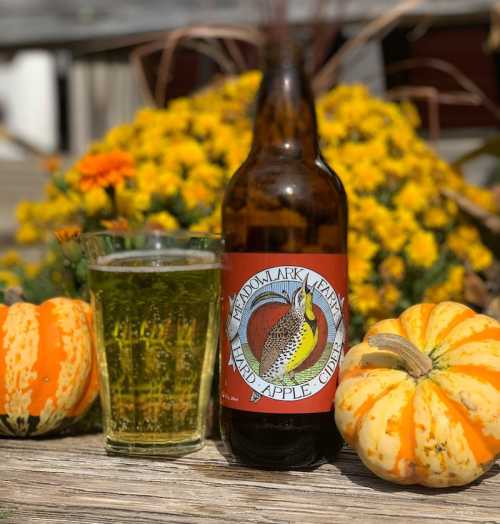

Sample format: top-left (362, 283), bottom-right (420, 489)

top-left (222, 151), bottom-right (347, 254)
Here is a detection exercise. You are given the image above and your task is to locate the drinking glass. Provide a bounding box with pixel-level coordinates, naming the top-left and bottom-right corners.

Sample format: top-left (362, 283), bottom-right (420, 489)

top-left (82, 231), bottom-right (221, 456)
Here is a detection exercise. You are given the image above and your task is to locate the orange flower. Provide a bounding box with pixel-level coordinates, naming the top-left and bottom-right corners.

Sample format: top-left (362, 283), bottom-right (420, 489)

top-left (77, 151), bottom-right (134, 191)
top-left (101, 217), bottom-right (130, 232)
top-left (54, 225), bottom-right (81, 243)
top-left (40, 155), bottom-right (62, 173)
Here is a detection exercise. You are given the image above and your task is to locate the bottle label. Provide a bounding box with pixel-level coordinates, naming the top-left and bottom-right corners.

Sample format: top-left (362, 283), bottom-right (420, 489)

top-left (220, 253), bottom-right (347, 414)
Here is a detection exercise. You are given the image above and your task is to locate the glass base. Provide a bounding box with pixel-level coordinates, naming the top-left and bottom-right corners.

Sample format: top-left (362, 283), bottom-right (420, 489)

top-left (105, 436), bottom-right (204, 457)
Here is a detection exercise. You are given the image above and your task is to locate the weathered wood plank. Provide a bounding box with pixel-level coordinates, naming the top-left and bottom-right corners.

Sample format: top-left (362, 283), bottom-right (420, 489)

top-left (0, 435), bottom-right (498, 523)
top-left (0, 160), bottom-right (45, 241)
top-left (0, 0), bottom-right (493, 51)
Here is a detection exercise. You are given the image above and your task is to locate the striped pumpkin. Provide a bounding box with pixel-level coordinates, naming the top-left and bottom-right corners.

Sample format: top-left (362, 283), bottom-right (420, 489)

top-left (0, 298), bottom-right (98, 436)
top-left (335, 302), bottom-right (500, 487)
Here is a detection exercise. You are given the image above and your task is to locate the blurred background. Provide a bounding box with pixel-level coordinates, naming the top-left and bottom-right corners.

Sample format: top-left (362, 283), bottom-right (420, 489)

top-left (1, 0), bottom-right (499, 243)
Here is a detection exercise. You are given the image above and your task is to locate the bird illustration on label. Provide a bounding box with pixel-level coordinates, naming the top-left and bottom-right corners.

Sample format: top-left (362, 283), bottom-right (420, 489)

top-left (245, 275), bottom-right (319, 402)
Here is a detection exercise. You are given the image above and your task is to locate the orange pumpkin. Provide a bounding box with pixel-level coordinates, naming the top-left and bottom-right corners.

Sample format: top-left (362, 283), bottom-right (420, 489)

top-left (335, 302), bottom-right (500, 487)
top-left (0, 298), bottom-right (98, 436)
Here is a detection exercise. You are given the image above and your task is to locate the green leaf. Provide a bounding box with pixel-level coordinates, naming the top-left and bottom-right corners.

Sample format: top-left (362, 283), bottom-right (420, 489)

top-left (75, 258), bottom-right (89, 284)
top-left (53, 173), bottom-right (69, 192)
top-left (22, 272), bottom-right (60, 304)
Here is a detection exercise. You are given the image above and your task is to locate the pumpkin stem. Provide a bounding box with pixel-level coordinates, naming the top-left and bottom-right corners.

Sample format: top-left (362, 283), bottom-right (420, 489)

top-left (367, 333), bottom-right (433, 378)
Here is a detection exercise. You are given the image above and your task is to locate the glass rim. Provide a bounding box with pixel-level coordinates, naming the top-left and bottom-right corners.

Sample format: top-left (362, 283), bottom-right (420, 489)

top-left (81, 229), bottom-right (221, 242)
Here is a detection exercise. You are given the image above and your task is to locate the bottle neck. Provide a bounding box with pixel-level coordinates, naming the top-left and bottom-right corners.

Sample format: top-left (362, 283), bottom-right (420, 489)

top-left (251, 40), bottom-right (319, 159)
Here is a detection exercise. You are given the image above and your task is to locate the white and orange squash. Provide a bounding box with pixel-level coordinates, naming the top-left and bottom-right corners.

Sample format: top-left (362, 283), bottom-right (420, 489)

top-left (0, 298), bottom-right (98, 436)
top-left (335, 302), bottom-right (500, 487)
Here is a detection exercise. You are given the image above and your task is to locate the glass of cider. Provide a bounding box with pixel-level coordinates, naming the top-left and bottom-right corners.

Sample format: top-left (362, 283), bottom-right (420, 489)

top-left (82, 231), bottom-right (221, 456)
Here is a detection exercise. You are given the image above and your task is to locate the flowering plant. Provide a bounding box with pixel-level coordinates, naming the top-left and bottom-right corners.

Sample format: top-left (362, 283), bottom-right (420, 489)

top-left (4, 72), bottom-right (498, 341)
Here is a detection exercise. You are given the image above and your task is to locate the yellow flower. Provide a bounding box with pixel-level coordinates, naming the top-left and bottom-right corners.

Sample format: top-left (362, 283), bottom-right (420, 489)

top-left (393, 208), bottom-right (419, 233)
top-left (24, 191), bottom-right (80, 227)
top-left (157, 171), bottom-right (182, 198)
top-left (226, 145), bottom-right (250, 174)
top-left (360, 139), bottom-right (386, 161)
top-left (318, 118), bottom-right (347, 142)
top-left (64, 169), bottom-right (81, 188)
top-left (351, 161), bottom-right (384, 192)
top-left (380, 255), bottom-right (405, 281)
top-left (0, 270), bottom-right (20, 288)
top-left (115, 185), bottom-right (151, 219)
top-left (380, 283), bottom-right (401, 309)
top-left (0, 250), bottom-right (21, 268)
top-left (146, 211), bottom-right (178, 231)
top-left (380, 157), bottom-right (407, 178)
top-left (136, 162), bottom-right (160, 192)
top-left (16, 201), bottom-right (33, 223)
top-left (424, 207), bottom-right (448, 229)
top-left (83, 188), bottom-right (110, 216)
top-left (163, 139), bottom-right (206, 170)
top-left (181, 179), bottom-right (213, 210)
top-left (394, 181), bottom-right (427, 212)
top-left (442, 169), bottom-right (464, 191)
top-left (135, 107), bottom-right (158, 127)
top-left (340, 142), bottom-right (369, 164)
top-left (445, 224), bottom-right (492, 270)
top-left (348, 255), bottom-right (372, 284)
top-left (103, 123), bottom-right (134, 149)
top-left (374, 221), bottom-right (407, 253)
top-left (447, 265), bottom-right (465, 295)
top-left (464, 185), bottom-right (497, 213)
top-left (358, 114), bottom-right (386, 136)
top-left (389, 127), bottom-right (415, 153)
top-left (190, 163), bottom-right (225, 189)
top-left (134, 191), bottom-right (151, 212)
top-left (424, 265), bottom-right (465, 302)
top-left (115, 186), bottom-right (137, 218)
top-left (447, 229), bottom-right (472, 258)
top-left (350, 284), bottom-right (380, 315)
top-left (406, 230), bottom-right (438, 268)
top-left (208, 125), bottom-right (239, 161)
top-left (136, 162), bottom-right (182, 198)
top-left (356, 196), bottom-right (390, 225)
top-left (159, 111), bottom-right (191, 134)
top-left (349, 232), bottom-right (378, 260)
top-left (400, 100), bottom-right (420, 128)
top-left (468, 244), bottom-right (493, 271)
top-left (16, 223), bottom-right (40, 244)
top-left (192, 113), bottom-right (221, 137)
top-left (190, 210), bottom-right (222, 234)
top-left (424, 282), bottom-right (450, 303)
top-left (168, 97), bottom-right (192, 113)
top-left (445, 199), bottom-right (458, 218)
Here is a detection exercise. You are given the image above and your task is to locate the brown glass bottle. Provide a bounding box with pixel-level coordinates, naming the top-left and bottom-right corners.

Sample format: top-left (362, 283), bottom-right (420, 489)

top-left (220, 37), bottom-right (348, 470)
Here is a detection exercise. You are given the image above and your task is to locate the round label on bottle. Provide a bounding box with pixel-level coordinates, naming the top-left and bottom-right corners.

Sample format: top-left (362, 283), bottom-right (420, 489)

top-left (221, 253), bottom-right (348, 414)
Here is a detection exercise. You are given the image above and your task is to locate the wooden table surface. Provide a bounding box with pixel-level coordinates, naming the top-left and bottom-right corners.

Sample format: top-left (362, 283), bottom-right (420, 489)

top-left (0, 435), bottom-right (498, 523)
